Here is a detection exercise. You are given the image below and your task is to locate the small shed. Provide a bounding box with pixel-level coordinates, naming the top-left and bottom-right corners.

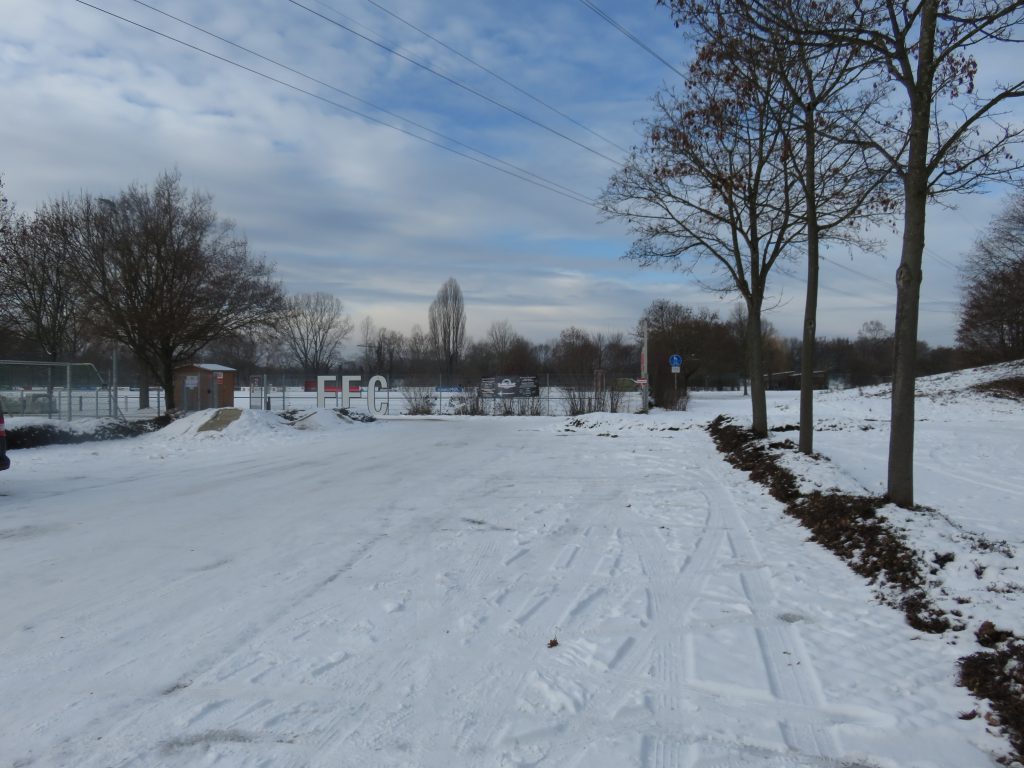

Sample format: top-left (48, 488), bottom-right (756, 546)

top-left (174, 363), bottom-right (236, 411)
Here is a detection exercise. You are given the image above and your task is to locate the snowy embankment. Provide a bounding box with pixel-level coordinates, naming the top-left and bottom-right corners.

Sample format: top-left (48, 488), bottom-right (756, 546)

top-left (0, 363), bottom-right (1021, 767)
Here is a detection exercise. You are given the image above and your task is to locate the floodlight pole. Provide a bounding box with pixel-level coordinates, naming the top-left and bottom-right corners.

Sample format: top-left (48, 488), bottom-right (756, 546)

top-left (641, 321), bottom-right (649, 414)
top-left (98, 198), bottom-right (123, 420)
top-left (112, 345), bottom-right (120, 418)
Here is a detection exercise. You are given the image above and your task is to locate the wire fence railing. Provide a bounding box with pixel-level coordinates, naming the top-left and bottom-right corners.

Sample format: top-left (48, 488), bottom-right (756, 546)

top-left (239, 385), bottom-right (645, 417)
top-left (1, 365), bottom-right (656, 421)
top-left (0, 361), bottom-right (135, 421)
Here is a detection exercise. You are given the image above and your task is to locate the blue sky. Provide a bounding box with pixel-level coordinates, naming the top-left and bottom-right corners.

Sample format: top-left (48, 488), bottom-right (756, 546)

top-left (0, 0), bottom-right (1012, 349)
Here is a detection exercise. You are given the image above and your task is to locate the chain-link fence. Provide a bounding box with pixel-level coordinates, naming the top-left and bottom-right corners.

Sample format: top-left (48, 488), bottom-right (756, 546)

top-left (239, 372), bottom-right (647, 417)
top-left (0, 360), bottom-right (121, 421)
top-left (0, 362), bottom-right (656, 421)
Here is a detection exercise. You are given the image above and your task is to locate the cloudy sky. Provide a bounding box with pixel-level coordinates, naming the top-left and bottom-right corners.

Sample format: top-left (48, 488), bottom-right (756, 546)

top-left (0, 0), bottom-right (1016, 350)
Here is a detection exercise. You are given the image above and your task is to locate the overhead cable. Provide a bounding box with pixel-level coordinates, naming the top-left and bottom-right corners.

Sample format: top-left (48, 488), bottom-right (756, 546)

top-left (125, 0), bottom-right (589, 202)
top-left (347, 0), bottom-right (628, 153)
top-left (576, 0), bottom-right (686, 80)
top-left (72, 0), bottom-right (596, 206)
top-left (286, 0), bottom-right (620, 164)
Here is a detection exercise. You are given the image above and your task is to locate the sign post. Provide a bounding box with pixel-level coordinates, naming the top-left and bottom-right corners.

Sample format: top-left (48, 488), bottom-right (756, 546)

top-left (669, 354), bottom-right (683, 399)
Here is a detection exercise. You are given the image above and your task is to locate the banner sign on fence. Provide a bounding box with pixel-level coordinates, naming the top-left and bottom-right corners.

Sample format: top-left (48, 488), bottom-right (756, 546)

top-left (480, 375), bottom-right (540, 398)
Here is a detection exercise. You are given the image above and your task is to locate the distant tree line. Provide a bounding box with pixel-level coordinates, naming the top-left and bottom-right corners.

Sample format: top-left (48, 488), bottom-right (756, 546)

top-left (0, 170), bottom-right (1009, 421)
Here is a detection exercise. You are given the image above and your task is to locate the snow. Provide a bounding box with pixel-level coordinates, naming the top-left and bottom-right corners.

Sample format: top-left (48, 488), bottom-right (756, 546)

top-left (1, 364), bottom-right (1022, 767)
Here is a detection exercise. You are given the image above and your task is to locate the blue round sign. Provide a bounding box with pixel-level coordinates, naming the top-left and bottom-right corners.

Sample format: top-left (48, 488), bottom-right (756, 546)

top-left (669, 354), bottom-right (683, 366)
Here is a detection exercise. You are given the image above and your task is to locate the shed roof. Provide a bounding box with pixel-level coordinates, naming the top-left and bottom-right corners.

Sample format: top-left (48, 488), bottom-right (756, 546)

top-left (176, 363), bottom-right (236, 372)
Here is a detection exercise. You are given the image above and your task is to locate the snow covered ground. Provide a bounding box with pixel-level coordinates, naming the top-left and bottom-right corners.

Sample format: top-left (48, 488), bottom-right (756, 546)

top-left (1, 363), bottom-right (1021, 767)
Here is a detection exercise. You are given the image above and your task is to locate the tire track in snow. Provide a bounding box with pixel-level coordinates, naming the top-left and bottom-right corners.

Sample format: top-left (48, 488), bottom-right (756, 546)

top-left (537, 435), bottom-right (849, 766)
top-left (448, 515), bottom-right (623, 760)
top-left (705, 467), bottom-right (843, 760)
top-left (77, 529), bottom-right (396, 767)
top-left (537, 461), bottom-right (728, 768)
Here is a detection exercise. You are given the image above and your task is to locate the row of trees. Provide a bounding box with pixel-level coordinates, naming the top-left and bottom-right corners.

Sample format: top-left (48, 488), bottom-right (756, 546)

top-left (0, 157), bottom-right (975, 410)
top-left (0, 171), bottom-right (284, 410)
top-left (603, 0), bottom-right (1024, 505)
top-left (180, 289), bottom-right (959, 401)
top-left (0, 172), bottom-right (477, 409)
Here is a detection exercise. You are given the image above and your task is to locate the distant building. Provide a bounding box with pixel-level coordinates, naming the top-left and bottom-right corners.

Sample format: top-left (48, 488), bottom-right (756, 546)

top-left (174, 363), bottom-right (236, 410)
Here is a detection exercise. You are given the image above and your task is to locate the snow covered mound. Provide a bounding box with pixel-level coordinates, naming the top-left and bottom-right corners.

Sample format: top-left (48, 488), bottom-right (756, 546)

top-left (143, 408), bottom-right (373, 444)
top-left (822, 358), bottom-right (1024, 403)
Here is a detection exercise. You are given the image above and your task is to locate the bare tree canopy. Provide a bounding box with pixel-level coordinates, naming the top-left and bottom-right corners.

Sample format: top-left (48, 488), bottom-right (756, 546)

top-left (0, 200), bottom-right (88, 361)
top-left (600, 53), bottom-right (803, 435)
top-left (486, 320), bottom-right (518, 370)
top-left (66, 170), bottom-right (285, 410)
top-left (280, 292), bottom-right (354, 377)
top-left (957, 192), bottom-right (1024, 363)
top-left (663, 0), bottom-right (893, 453)
top-left (428, 277), bottom-right (466, 378)
top-left (843, 0), bottom-right (1024, 506)
top-left (658, 0), bottom-right (1024, 504)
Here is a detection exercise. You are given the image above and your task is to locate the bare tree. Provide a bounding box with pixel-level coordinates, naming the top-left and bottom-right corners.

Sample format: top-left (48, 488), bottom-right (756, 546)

top-left (65, 170), bottom-right (285, 411)
top-left (957, 191), bottom-right (1024, 362)
top-left (369, 327), bottom-right (405, 381)
top-left (406, 323), bottom-right (432, 377)
top-left (550, 326), bottom-right (601, 379)
top-left (428, 277), bottom-right (466, 378)
top-left (280, 292), bottom-right (353, 378)
top-left (751, 0), bottom-right (1024, 503)
top-left (662, 0), bottom-right (893, 452)
top-left (601, 62), bottom-right (803, 435)
top-left (850, 0), bottom-right (1024, 505)
top-left (486, 320), bottom-right (518, 372)
top-left (0, 200), bottom-right (88, 362)
top-left (358, 316), bottom-right (376, 374)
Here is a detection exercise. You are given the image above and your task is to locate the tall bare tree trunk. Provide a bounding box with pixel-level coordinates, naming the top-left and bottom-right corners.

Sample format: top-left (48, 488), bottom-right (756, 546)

top-left (887, 3), bottom-right (937, 508)
top-left (138, 364), bottom-right (151, 410)
top-left (162, 359), bottom-right (177, 412)
top-left (800, 118), bottom-right (820, 455)
top-left (887, 174), bottom-right (926, 506)
top-left (747, 298), bottom-right (768, 436)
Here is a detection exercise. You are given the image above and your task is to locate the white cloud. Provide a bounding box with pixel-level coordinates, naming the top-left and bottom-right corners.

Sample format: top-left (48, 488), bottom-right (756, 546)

top-left (1, 0), bottom-right (1019, 351)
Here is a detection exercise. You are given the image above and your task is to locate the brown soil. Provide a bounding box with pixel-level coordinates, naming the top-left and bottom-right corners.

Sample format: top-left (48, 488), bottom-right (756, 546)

top-left (972, 376), bottom-right (1024, 401)
top-left (706, 415), bottom-right (1023, 761)
top-left (959, 624), bottom-right (1024, 762)
top-left (706, 416), bottom-right (948, 632)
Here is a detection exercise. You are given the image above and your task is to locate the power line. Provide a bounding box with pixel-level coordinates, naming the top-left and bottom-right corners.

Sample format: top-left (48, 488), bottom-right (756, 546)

top-left (124, 0), bottom-right (589, 202)
top-left (820, 253), bottom-right (891, 287)
top-left (821, 253), bottom-right (959, 306)
top-left (924, 245), bottom-right (960, 271)
top-left (286, 0), bottom-right (620, 165)
top-left (576, 0), bottom-right (686, 80)
top-left (345, 0), bottom-right (628, 153)
top-left (71, 0), bottom-right (596, 206)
